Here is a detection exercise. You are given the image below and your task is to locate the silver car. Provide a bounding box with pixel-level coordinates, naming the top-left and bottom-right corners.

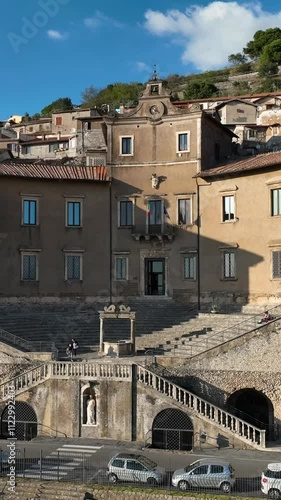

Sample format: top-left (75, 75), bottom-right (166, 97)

top-left (172, 458), bottom-right (235, 492)
top-left (107, 453), bottom-right (166, 486)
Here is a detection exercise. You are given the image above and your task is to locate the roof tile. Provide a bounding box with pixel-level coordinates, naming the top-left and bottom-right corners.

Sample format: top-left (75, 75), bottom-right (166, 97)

top-left (196, 151), bottom-right (281, 178)
top-left (0, 162), bottom-right (110, 182)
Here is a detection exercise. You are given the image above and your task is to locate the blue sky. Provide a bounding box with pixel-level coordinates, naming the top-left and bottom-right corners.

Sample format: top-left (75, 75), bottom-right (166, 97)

top-left (1, 0), bottom-right (281, 118)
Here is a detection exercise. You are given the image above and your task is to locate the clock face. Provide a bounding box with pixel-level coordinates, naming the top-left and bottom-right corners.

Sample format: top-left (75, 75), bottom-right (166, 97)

top-left (150, 105), bottom-right (159, 115)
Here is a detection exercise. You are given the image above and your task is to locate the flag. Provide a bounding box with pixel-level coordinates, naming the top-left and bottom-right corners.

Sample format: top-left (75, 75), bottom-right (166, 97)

top-left (164, 206), bottom-right (170, 219)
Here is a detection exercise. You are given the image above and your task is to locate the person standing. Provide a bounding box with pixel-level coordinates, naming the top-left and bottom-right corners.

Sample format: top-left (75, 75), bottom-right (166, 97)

top-left (72, 338), bottom-right (79, 357)
top-left (66, 342), bottom-right (73, 361)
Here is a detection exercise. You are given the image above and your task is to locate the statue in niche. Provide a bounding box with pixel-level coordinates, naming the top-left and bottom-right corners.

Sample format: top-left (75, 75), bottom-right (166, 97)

top-left (86, 394), bottom-right (96, 425)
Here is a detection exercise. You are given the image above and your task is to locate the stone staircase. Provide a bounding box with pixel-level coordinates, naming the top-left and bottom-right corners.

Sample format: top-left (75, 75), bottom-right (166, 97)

top-left (137, 364), bottom-right (265, 449)
top-left (0, 301), bottom-right (279, 361)
top-left (0, 360), bottom-right (266, 450)
top-left (0, 300), bottom-right (196, 357)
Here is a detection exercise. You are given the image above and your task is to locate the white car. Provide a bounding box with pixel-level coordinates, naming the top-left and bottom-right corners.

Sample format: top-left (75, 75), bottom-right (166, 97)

top-left (261, 463), bottom-right (281, 499)
top-left (107, 453), bottom-right (166, 486)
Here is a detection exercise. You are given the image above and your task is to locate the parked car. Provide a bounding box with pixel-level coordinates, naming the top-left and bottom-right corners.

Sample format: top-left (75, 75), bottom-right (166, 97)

top-left (261, 463), bottom-right (281, 499)
top-left (107, 453), bottom-right (166, 486)
top-left (172, 458), bottom-right (235, 492)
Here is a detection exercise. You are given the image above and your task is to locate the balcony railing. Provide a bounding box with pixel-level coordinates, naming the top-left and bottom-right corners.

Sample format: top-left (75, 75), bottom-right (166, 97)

top-left (131, 224), bottom-right (175, 242)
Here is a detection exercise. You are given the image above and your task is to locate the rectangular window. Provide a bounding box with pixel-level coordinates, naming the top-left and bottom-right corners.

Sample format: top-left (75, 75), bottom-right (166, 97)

top-left (115, 257), bottom-right (128, 281)
top-left (148, 200), bottom-right (162, 226)
top-left (56, 116), bottom-right (62, 126)
top-left (66, 255), bottom-right (82, 280)
top-left (271, 189), bottom-right (281, 216)
top-left (23, 199), bottom-right (37, 225)
top-left (222, 251), bottom-right (236, 279)
top-left (272, 251), bottom-right (281, 279)
top-left (222, 195), bottom-right (235, 221)
top-left (178, 198), bottom-right (191, 225)
top-left (21, 145), bottom-right (31, 155)
top-left (120, 136), bottom-right (133, 155)
top-left (22, 254), bottom-right (38, 281)
top-left (184, 255), bottom-right (196, 280)
top-left (177, 132), bottom-right (189, 152)
top-left (119, 201), bottom-right (133, 227)
top-left (66, 201), bottom-right (82, 227)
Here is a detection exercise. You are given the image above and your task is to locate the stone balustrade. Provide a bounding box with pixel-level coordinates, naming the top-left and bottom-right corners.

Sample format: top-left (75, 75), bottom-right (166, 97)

top-left (0, 361), bottom-right (133, 401)
top-left (137, 365), bottom-right (266, 448)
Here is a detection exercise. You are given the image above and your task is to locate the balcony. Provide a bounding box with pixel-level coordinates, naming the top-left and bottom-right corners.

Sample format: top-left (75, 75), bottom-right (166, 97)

top-left (131, 224), bottom-right (175, 242)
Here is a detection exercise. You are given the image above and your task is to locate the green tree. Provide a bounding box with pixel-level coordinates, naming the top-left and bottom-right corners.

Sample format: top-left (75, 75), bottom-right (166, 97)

top-left (257, 78), bottom-right (281, 93)
top-left (243, 28), bottom-right (281, 59)
top-left (41, 97), bottom-right (73, 117)
top-left (183, 80), bottom-right (218, 99)
top-left (81, 82), bottom-right (144, 110)
top-left (80, 85), bottom-right (100, 107)
top-left (228, 53), bottom-right (247, 65)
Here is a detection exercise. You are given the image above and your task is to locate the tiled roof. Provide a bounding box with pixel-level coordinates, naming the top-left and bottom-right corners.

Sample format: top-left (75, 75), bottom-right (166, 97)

top-left (21, 136), bottom-right (70, 145)
top-left (11, 119), bottom-right (51, 127)
top-left (0, 162), bottom-right (110, 182)
top-left (196, 151), bottom-right (281, 178)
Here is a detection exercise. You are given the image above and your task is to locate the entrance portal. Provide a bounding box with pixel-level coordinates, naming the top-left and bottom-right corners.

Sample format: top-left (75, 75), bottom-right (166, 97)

top-left (145, 258), bottom-right (165, 296)
top-left (152, 408), bottom-right (193, 450)
top-left (227, 389), bottom-right (274, 440)
top-left (1, 402), bottom-right (37, 441)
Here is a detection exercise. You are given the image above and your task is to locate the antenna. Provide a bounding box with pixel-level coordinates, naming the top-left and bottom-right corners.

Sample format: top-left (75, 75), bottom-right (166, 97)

top-left (152, 64), bottom-right (158, 81)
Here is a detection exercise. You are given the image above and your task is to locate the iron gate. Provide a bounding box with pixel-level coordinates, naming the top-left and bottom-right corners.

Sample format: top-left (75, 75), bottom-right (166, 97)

top-left (1, 402), bottom-right (37, 441)
top-left (152, 408), bottom-right (194, 450)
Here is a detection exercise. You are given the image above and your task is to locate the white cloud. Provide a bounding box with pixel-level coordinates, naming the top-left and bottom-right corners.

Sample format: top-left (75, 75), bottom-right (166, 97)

top-left (47, 30), bottom-right (67, 40)
top-left (136, 62), bottom-right (151, 72)
top-left (84, 10), bottom-right (123, 30)
top-left (144, 2), bottom-right (281, 71)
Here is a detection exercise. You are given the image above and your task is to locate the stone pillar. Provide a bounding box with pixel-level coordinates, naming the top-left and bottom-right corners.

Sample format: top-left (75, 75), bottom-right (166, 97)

top-left (130, 315), bottom-right (136, 354)
top-left (99, 317), bottom-right (104, 353)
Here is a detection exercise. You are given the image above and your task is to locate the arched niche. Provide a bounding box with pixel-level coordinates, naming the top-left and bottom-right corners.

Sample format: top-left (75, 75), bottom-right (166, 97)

top-left (81, 383), bottom-right (98, 427)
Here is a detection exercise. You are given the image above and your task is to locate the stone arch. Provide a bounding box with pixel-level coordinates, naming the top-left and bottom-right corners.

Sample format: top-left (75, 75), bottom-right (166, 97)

top-left (1, 402), bottom-right (37, 441)
top-left (227, 388), bottom-right (274, 440)
top-left (152, 408), bottom-right (194, 450)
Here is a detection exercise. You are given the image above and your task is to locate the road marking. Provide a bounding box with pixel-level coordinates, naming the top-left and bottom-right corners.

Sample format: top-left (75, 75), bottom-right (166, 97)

top-left (18, 444), bottom-right (102, 480)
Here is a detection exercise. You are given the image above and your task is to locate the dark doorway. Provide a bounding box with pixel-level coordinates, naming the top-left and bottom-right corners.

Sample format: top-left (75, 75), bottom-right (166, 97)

top-left (152, 408), bottom-right (193, 450)
top-left (1, 402), bottom-right (37, 441)
top-left (145, 258), bottom-right (165, 296)
top-left (227, 389), bottom-right (274, 440)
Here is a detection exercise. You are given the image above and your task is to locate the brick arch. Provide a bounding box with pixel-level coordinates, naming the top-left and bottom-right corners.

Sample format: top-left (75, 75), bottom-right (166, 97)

top-left (1, 401), bottom-right (37, 441)
top-left (152, 408), bottom-right (194, 451)
top-left (227, 388), bottom-right (274, 440)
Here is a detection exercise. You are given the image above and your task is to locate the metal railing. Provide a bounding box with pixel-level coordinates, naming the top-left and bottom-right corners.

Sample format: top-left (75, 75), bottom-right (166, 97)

top-left (174, 304), bottom-right (281, 358)
top-left (0, 327), bottom-right (58, 357)
top-left (137, 364), bottom-right (265, 448)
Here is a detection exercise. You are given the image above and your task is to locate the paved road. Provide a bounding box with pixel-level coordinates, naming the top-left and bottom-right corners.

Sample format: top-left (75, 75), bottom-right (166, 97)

top-left (1, 437), bottom-right (280, 497)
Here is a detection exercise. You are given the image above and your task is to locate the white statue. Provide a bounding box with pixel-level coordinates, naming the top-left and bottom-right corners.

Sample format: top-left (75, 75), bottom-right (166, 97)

top-left (151, 173), bottom-right (159, 189)
top-left (86, 395), bottom-right (96, 425)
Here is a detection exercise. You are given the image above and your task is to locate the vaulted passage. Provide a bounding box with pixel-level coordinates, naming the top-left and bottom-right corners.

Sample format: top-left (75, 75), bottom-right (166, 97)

top-left (227, 389), bottom-right (274, 440)
top-left (152, 408), bottom-right (193, 450)
top-left (1, 402), bottom-right (37, 441)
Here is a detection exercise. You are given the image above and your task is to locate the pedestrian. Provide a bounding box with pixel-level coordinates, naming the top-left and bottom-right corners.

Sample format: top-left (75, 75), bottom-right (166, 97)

top-left (66, 342), bottom-right (73, 361)
top-left (71, 338), bottom-right (79, 357)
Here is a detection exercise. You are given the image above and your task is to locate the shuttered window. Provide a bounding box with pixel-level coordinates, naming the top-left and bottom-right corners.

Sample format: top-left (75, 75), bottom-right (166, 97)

top-left (272, 251), bottom-right (281, 279)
